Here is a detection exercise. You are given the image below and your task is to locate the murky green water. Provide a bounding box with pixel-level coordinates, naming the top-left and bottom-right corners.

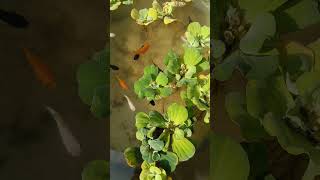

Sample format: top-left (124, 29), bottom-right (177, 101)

top-left (110, 1), bottom-right (210, 179)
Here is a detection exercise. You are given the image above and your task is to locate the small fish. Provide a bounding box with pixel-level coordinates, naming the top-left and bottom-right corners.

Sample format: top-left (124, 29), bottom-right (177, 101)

top-left (123, 94), bottom-right (136, 111)
top-left (110, 32), bottom-right (116, 38)
top-left (116, 75), bottom-right (129, 90)
top-left (150, 100), bottom-right (155, 106)
top-left (133, 42), bottom-right (150, 60)
top-left (22, 48), bottom-right (56, 88)
top-left (110, 64), bottom-right (119, 70)
top-left (46, 106), bottom-right (81, 157)
top-left (0, 9), bottom-right (29, 28)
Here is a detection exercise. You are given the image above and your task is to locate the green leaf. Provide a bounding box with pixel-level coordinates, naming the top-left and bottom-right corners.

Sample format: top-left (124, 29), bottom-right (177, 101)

top-left (308, 39), bottom-right (320, 71)
top-left (246, 76), bottom-right (295, 119)
top-left (156, 72), bottom-right (168, 86)
top-left (197, 60), bottom-right (210, 71)
top-left (148, 139), bottom-right (164, 151)
top-left (124, 147), bottom-right (143, 168)
top-left (240, 13), bottom-right (277, 55)
top-left (172, 136), bottom-right (195, 161)
top-left (200, 26), bottom-right (210, 38)
top-left (184, 47), bottom-right (203, 67)
top-left (159, 152), bottom-right (178, 173)
top-left (210, 133), bottom-right (250, 180)
top-left (212, 39), bottom-right (226, 59)
top-left (241, 142), bottom-right (268, 179)
top-left (225, 92), bottom-right (269, 141)
top-left (244, 55), bottom-right (279, 80)
top-left (185, 66), bottom-right (197, 78)
top-left (302, 160), bottom-right (320, 180)
top-left (159, 87), bottom-right (172, 97)
top-left (90, 86), bottom-right (108, 119)
top-left (131, 9), bottom-right (139, 20)
top-left (135, 112), bottom-right (149, 128)
top-left (148, 8), bottom-right (158, 20)
top-left (296, 72), bottom-right (320, 103)
top-left (214, 51), bottom-right (242, 81)
top-left (144, 65), bottom-right (159, 77)
top-left (262, 113), bottom-right (320, 158)
top-left (239, 0), bottom-right (287, 23)
top-left (173, 128), bottom-right (185, 140)
top-left (167, 103), bottom-right (188, 125)
top-left (149, 111), bottom-right (167, 128)
top-left (163, 16), bottom-right (177, 24)
top-left (82, 160), bottom-right (108, 180)
top-left (285, 0), bottom-right (320, 29)
top-left (187, 22), bottom-right (201, 36)
top-left (164, 50), bottom-right (180, 74)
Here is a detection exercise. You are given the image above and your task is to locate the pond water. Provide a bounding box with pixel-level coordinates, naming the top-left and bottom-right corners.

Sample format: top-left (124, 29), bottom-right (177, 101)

top-left (0, 0), bottom-right (107, 179)
top-left (110, 0), bottom-right (210, 179)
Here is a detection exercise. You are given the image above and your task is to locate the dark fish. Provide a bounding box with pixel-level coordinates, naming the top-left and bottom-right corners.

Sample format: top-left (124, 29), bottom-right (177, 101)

top-left (0, 9), bottom-right (29, 28)
top-left (188, 16), bottom-right (193, 24)
top-left (110, 64), bottom-right (119, 70)
top-left (149, 100), bottom-right (155, 106)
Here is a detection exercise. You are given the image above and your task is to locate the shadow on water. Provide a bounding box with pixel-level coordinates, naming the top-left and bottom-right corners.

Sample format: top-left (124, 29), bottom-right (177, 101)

top-left (110, 0), bottom-right (210, 179)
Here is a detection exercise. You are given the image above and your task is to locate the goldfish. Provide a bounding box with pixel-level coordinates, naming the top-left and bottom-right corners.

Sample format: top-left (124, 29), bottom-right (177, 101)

top-left (133, 42), bottom-right (150, 60)
top-left (116, 75), bottom-right (129, 90)
top-left (0, 9), bottom-right (29, 28)
top-left (22, 48), bottom-right (56, 88)
top-left (123, 94), bottom-right (136, 111)
top-left (46, 106), bottom-right (81, 157)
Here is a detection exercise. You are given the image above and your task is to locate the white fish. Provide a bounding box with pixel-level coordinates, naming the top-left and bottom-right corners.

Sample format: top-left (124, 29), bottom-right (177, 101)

top-left (46, 106), bottom-right (81, 157)
top-left (110, 32), bottom-right (116, 38)
top-left (123, 95), bottom-right (136, 111)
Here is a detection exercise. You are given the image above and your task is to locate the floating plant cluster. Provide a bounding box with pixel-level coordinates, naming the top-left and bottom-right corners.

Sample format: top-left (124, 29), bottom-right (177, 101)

top-left (126, 22), bottom-right (210, 179)
top-left (130, 0), bottom-right (192, 25)
top-left (212, 0), bottom-right (320, 179)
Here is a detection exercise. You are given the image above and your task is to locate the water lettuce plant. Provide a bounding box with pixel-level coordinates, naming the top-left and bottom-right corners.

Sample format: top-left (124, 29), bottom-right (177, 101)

top-left (212, 0), bottom-right (320, 179)
top-left (125, 103), bottom-right (195, 178)
top-left (134, 64), bottom-right (172, 101)
top-left (130, 0), bottom-right (192, 25)
top-left (127, 21), bottom-right (210, 179)
top-left (77, 48), bottom-right (108, 119)
top-left (182, 22), bottom-right (210, 48)
top-left (110, 0), bottom-right (133, 11)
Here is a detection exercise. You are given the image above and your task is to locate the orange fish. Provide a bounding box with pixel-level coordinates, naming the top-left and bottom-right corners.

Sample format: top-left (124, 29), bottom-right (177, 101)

top-left (22, 48), bottom-right (56, 88)
top-left (116, 75), bottom-right (129, 90)
top-left (133, 42), bottom-right (150, 60)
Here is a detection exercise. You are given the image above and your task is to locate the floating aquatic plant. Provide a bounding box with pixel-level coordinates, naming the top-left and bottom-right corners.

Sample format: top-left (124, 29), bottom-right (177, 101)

top-left (110, 0), bottom-right (133, 11)
top-left (182, 22), bottom-right (210, 49)
top-left (77, 48), bottom-right (108, 119)
top-left (134, 64), bottom-right (172, 102)
top-left (125, 103), bottom-right (195, 178)
top-left (130, 0), bottom-right (192, 25)
top-left (212, 0), bottom-right (320, 179)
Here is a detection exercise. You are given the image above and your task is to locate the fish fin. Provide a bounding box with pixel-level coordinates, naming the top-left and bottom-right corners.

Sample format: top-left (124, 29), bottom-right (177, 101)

top-left (46, 106), bottom-right (81, 157)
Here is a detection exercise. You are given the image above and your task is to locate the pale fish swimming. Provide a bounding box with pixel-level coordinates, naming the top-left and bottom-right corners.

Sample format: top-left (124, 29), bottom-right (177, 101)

top-left (46, 106), bottom-right (81, 157)
top-left (123, 94), bottom-right (136, 111)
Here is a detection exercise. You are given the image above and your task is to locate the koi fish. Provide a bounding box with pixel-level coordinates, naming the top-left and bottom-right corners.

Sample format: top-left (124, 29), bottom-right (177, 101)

top-left (46, 106), bottom-right (81, 157)
top-left (116, 75), bottom-right (129, 90)
top-left (133, 42), bottom-right (150, 60)
top-left (123, 94), bottom-right (136, 111)
top-left (22, 48), bottom-right (56, 88)
top-left (110, 64), bottom-right (119, 70)
top-left (0, 9), bottom-right (29, 28)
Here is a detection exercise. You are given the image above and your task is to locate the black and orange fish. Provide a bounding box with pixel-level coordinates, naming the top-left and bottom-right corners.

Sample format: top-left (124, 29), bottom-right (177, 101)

top-left (133, 42), bottom-right (150, 60)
